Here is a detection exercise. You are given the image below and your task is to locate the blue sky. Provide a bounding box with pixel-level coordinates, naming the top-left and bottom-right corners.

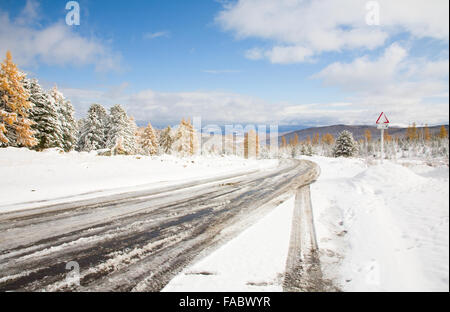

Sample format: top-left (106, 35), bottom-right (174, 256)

top-left (0, 0), bottom-right (448, 127)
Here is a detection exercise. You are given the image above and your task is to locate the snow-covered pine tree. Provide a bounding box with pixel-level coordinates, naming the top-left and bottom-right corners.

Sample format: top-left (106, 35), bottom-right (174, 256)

top-left (0, 51), bottom-right (36, 147)
top-left (159, 125), bottom-right (174, 154)
top-left (24, 78), bottom-right (63, 150)
top-left (49, 87), bottom-right (77, 151)
top-left (173, 119), bottom-right (198, 157)
top-left (76, 118), bottom-right (85, 147)
top-left (333, 130), bottom-right (359, 158)
top-left (139, 122), bottom-right (159, 155)
top-left (106, 104), bottom-right (136, 155)
top-left (77, 103), bottom-right (109, 152)
top-left (173, 119), bottom-right (191, 157)
top-left (61, 99), bottom-right (77, 152)
top-left (126, 116), bottom-right (138, 154)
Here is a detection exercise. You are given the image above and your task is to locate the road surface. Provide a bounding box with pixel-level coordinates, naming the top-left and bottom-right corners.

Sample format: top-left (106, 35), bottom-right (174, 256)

top-left (0, 159), bottom-right (319, 291)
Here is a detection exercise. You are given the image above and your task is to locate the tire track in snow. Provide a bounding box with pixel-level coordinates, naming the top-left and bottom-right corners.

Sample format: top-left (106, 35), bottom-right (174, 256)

top-left (0, 160), bottom-right (319, 291)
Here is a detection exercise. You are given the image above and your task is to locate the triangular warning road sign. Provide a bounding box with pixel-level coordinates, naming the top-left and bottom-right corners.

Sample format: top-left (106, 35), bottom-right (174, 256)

top-left (376, 112), bottom-right (390, 124)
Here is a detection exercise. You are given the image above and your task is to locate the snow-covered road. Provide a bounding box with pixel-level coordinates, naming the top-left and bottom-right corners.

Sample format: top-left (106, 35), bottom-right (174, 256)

top-left (0, 159), bottom-right (319, 291)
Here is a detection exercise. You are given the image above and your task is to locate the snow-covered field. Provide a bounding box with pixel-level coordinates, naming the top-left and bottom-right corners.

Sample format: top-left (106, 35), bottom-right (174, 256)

top-left (0, 148), bottom-right (277, 212)
top-left (308, 156), bottom-right (449, 292)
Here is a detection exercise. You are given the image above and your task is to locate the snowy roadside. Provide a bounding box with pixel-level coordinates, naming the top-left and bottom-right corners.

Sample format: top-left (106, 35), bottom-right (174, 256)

top-left (0, 148), bottom-right (277, 212)
top-left (306, 156), bottom-right (449, 292)
top-left (163, 196), bottom-right (296, 292)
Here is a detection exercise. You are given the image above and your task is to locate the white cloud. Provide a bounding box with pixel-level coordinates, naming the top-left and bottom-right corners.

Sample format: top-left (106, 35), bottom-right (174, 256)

top-left (126, 90), bottom-right (275, 124)
top-left (264, 46), bottom-right (314, 64)
top-left (315, 43), bottom-right (448, 96)
top-left (245, 45), bottom-right (315, 64)
top-left (143, 31), bottom-right (170, 40)
top-left (313, 43), bottom-right (449, 125)
top-left (62, 82), bottom-right (449, 127)
top-left (217, 0), bottom-right (449, 63)
top-left (315, 43), bottom-right (408, 92)
top-left (0, 1), bottom-right (122, 71)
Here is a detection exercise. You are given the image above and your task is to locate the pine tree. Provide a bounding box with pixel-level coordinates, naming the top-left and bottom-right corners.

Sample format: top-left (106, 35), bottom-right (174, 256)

top-left (173, 118), bottom-right (197, 157)
top-left (24, 78), bottom-right (63, 150)
top-left (333, 130), bottom-right (358, 157)
top-left (126, 116), bottom-right (138, 154)
top-left (139, 122), bottom-right (159, 155)
top-left (50, 86), bottom-right (77, 151)
top-left (0, 51), bottom-right (36, 147)
top-left (77, 103), bottom-right (108, 152)
top-left (106, 104), bottom-right (136, 155)
top-left (159, 125), bottom-right (174, 154)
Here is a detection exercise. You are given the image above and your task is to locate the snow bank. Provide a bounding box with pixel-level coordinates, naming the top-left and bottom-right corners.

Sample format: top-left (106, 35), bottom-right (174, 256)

top-left (0, 147), bottom-right (277, 211)
top-left (307, 156), bottom-right (449, 291)
top-left (163, 196), bottom-right (296, 292)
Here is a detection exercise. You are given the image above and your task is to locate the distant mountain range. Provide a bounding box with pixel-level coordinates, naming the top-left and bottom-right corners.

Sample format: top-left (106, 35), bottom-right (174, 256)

top-left (278, 124), bottom-right (449, 143)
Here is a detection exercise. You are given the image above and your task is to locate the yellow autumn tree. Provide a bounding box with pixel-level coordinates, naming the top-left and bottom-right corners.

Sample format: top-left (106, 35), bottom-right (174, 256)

top-left (281, 136), bottom-right (287, 148)
top-left (244, 129), bottom-right (259, 159)
top-left (293, 133), bottom-right (299, 146)
top-left (312, 133), bottom-right (320, 145)
top-left (321, 133), bottom-right (334, 145)
top-left (364, 129), bottom-right (372, 143)
top-left (174, 118), bottom-right (198, 156)
top-left (140, 122), bottom-right (158, 155)
top-left (406, 123), bottom-right (418, 141)
top-left (306, 135), bottom-right (311, 145)
top-left (384, 129), bottom-right (392, 142)
top-left (423, 125), bottom-right (431, 142)
top-left (0, 51), bottom-right (36, 147)
top-left (187, 119), bottom-right (196, 156)
top-left (438, 125), bottom-right (448, 139)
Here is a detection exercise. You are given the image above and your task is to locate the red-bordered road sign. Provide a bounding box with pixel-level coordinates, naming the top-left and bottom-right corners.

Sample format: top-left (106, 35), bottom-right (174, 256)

top-left (376, 112), bottom-right (390, 124)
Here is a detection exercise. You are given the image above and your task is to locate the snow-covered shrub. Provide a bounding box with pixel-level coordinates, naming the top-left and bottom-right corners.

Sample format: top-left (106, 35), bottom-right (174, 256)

top-left (333, 130), bottom-right (359, 158)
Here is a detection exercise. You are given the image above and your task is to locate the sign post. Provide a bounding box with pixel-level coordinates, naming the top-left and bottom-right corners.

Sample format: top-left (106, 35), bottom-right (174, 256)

top-left (376, 112), bottom-right (390, 164)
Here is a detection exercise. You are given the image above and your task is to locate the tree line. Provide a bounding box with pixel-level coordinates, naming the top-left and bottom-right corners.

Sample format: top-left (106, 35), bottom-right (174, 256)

top-left (0, 51), bottom-right (198, 157)
top-left (278, 126), bottom-right (448, 159)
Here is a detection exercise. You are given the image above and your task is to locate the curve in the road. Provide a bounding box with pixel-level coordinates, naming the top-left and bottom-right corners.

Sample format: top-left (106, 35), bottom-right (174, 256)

top-left (0, 159), bottom-right (319, 292)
